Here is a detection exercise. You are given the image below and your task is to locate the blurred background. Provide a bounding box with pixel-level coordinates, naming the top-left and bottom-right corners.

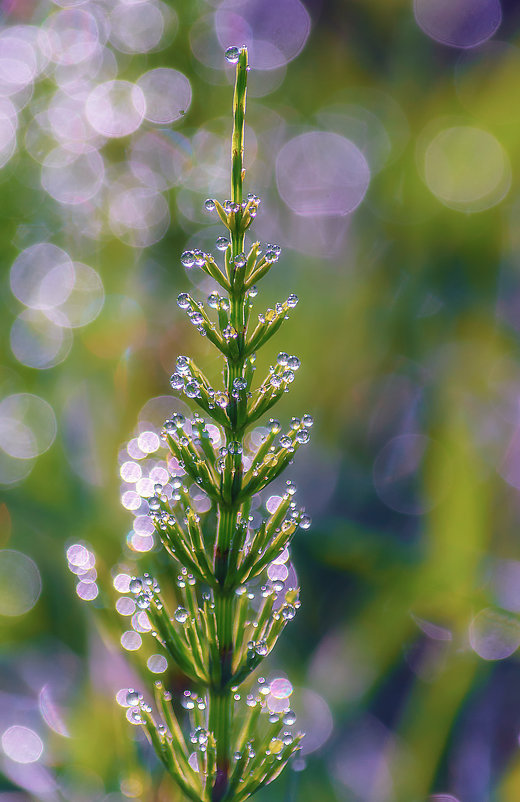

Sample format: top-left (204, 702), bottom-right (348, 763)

top-left (2, 0), bottom-right (520, 800)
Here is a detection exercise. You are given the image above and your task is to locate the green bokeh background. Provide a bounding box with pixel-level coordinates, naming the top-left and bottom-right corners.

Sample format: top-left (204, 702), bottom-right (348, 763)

top-left (2, 1), bottom-right (520, 800)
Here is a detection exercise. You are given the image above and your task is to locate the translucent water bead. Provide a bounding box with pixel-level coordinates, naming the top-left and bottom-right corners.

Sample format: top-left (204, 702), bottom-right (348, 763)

top-left (204, 199), bottom-right (216, 211)
top-left (185, 381), bottom-right (200, 398)
top-left (177, 293), bottom-right (190, 309)
top-left (176, 355), bottom-right (190, 374)
top-left (233, 377), bottom-right (247, 392)
top-left (189, 310), bottom-right (204, 326)
top-left (174, 606), bottom-right (188, 623)
top-left (193, 250), bottom-right (205, 267)
top-left (126, 689), bottom-right (141, 706)
top-left (181, 250), bottom-right (195, 268)
top-left (225, 46), bottom-right (240, 63)
top-left (287, 294), bottom-right (298, 307)
top-left (170, 373), bottom-right (184, 390)
top-left (216, 236), bottom-right (229, 251)
top-left (234, 253), bottom-right (246, 267)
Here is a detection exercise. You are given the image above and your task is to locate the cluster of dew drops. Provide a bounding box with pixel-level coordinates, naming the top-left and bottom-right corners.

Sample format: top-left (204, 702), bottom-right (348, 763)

top-left (123, 673), bottom-right (299, 766)
top-left (172, 196), bottom-right (304, 426)
top-left (119, 565), bottom-right (302, 761)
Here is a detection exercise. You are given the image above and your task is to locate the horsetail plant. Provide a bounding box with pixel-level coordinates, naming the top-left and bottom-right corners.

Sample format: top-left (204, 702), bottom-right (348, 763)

top-left (121, 47), bottom-right (312, 802)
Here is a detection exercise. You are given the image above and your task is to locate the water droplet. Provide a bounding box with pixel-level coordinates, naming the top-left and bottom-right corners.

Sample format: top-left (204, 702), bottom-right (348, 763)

top-left (248, 285), bottom-right (258, 298)
top-left (192, 250), bottom-right (205, 267)
top-left (280, 435), bottom-right (292, 449)
top-left (181, 250), bottom-right (195, 268)
top-left (176, 355), bottom-right (190, 374)
top-left (126, 689), bottom-right (140, 706)
top-left (223, 324), bottom-right (238, 340)
top-left (225, 46), bottom-right (240, 64)
top-left (277, 352), bottom-right (288, 366)
top-left (208, 292), bottom-right (220, 308)
top-left (299, 514), bottom-right (311, 530)
top-left (177, 293), bottom-right (190, 309)
top-left (287, 356), bottom-right (300, 370)
top-left (302, 414), bottom-right (314, 427)
top-left (296, 429), bottom-right (310, 444)
top-left (228, 441), bottom-right (243, 455)
top-left (282, 604), bottom-right (296, 620)
top-left (290, 417), bottom-right (301, 429)
top-left (175, 606), bottom-right (188, 623)
top-left (269, 419), bottom-right (281, 434)
top-left (216, 236), bottom-right (229, 251)
top-left (286, 481), bottom-right (297, 495)
top-left (129, 578), bottom-right (142, 594)
top-left (185, 381), bottom-right (200, 398)
top-left (233, 377), bottom-right (247, 391)
top-left (283, 710), bottom-right (296, 725)
top-left (234, 253), bottom-right (246, 268)
top-left (255, 640), bottom-right (268, 656)
top-left (287, 294), bottom-right (298, 307)
top-left (268, 712), bottom-right (280, 723)
top-left (234, 751), bottom-right (242, 761)
top-left (170, 373), bottom-right (184, 390)
top-left (189, 311), bottom-right (204, 326)
top-left (136, 593), bottom-right (151, 609)
top-left (204, 198), bottom-right (216, 211)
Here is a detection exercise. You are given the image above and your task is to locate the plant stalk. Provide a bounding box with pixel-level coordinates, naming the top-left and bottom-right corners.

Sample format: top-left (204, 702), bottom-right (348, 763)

top-left (210, 46), bottom-right (249, 802)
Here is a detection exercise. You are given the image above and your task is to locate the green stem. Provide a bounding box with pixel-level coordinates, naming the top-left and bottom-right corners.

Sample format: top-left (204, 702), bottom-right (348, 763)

top-left (211, 50), bottom-right (249, 800)
top-left (209, 684), bottom-right (232, 801)
top-left (231, 47), bottom-right (248, 255)
top-left (231, 47), bottom-right (248, 206)
top-left (210, 589), bottom-right (235, 800)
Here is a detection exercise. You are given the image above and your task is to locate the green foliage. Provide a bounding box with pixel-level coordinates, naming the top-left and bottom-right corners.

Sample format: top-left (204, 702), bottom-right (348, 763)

top-left (124, 48), bottom-right (308, 802)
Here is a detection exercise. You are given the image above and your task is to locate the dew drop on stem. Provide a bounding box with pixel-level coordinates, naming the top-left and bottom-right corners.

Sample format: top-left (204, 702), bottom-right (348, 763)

top-left (225, 46), bottom-right (240, 63)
